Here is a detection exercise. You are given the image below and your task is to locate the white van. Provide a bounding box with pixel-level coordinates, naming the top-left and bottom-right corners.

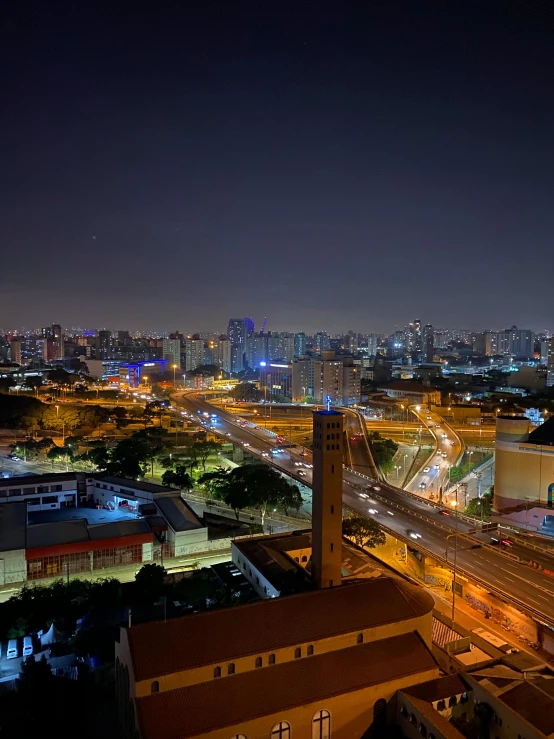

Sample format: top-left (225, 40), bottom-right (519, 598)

top-left (7, 639), bottom-right (18, 659)
top-left (23, 636), bottom-right (33, 657)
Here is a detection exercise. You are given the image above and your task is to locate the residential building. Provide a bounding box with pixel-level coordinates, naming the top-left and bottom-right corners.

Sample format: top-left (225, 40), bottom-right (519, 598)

top-left (342, 362), bottom-right (361, 406)
top-left (184, 336), bottom-right (205, 372)
top-left (292, 354), bottom-right (360, 405)
top-left (294, 331), bottom-right (306, 358)
top-left (547, 338), bottom-right (554, 387)
top-left (423, 324), bottom-right (434, 363)
top-left (228, 318), bottom-right (251, 373)
top-left (216, 335), bottom-right (231, 374)
top-left (314, 331), bottom-right (331, 352)
top-left (96, 330), bottom-right (112, 360)
top-left (377, 380), bottom-right (442, 406)
top-left (162, 338), bottom-right (181, 369)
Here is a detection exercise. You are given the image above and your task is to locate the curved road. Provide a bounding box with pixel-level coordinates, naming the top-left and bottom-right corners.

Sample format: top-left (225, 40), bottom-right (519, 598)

top-left (175, 392), bottom-right (554, 628)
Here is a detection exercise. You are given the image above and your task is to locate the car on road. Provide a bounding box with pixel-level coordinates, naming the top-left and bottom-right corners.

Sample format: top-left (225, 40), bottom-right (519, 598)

top-left (373, 485), bottom-right (381, 492)
top-left (433, 464), bottom-right (440, 469)
top-left (297, 471), bottom-right (306, 477)
top-left (439, 509), bottom-right (450, 516)
top-left (243, 443), bottom-right (250, 448)
top-left (419, 482), bottom-right (426, 489)
top-left (423, 467), bottom-right (430, 473)
top-left (407, 529), bottom-right (421, 540)
top-left (442, 433), bottom-right (447, 438)
top-left (426, 416), bottom-right (432, 420)
top-left (387, 510), bottom-right (394, 516)
top-left (491, 537), bottom-right (513, 547)
top-left (359, 493), bottom-right (369, 499)
top-left (368, 508), bottom-right (378, 515)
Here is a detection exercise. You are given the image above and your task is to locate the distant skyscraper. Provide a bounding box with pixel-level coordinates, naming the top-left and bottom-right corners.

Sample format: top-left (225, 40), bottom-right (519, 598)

top-left (547, 338), bottom-right (554, 387)
top-left (96, 330), bottom-right (111, 360)
top-left (314, 331), bottom-right (331, 353)
top-left (423, 324), bottom-right (434, 363)
top-left (294, 332), bottom-right (306, 358)
top-left (228, 318), bottom-right (250, 373)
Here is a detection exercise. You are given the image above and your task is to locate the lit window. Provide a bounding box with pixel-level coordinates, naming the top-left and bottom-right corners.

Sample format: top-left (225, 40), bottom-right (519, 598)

top-left (312, 709), bottom-right (331, 739)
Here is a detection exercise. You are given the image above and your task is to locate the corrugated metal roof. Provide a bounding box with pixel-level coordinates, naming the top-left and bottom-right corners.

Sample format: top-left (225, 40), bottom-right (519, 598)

top-left (154, 496), bottom-right (202, 532)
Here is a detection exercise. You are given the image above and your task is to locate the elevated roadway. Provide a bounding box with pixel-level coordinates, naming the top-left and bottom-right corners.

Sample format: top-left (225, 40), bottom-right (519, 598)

top-left (175, 392), bottom-right (554, 628)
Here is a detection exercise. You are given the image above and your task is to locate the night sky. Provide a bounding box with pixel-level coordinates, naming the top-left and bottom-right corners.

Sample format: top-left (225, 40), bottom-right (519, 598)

top-left (2, 1), bottom-right (553, 334)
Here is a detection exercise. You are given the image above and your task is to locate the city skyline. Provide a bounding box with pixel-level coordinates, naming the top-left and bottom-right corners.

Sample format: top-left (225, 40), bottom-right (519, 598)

top-left (2, 2), bottom-right (554, 330)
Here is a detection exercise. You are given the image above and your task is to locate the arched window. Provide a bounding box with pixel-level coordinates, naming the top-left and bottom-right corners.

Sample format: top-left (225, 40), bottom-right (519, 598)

top-left (302, 555), bottom-right (308, 562)
top-left (357, 633), bottom-right (364, 644)
top-left (294, 647), bottom-right (302, 659)
top-left (312, 709), bottom-right (331, 739)
top-left (214, 666), bottom-right (221, 678)
top-left (151, 680), bottom-right (159, 694)
top-left (268, 653), bottom-right (276, 665)
top-left (255, 656), bottom-right (262, 668)
top-left (448, 696), bottom-right (457, 707)
top-left (419, 724), bottom-right (428, 737)
top-left (271, 721), bottom-right (291, 738)
top-left (230, 735), bottom-right (247, 739)
top-left (294, 557), bottom-right (299, 563)
top-left (307, 644), bottom-right (314, 656)
top-left (228, 663), bottom-right (235, 675)
top-left (374, 698), bottom-right (387, 731)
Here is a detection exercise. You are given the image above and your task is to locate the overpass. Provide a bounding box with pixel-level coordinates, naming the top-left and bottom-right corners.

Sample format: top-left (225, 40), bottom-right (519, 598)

top-left (175, 391), bottom-right (554, 629)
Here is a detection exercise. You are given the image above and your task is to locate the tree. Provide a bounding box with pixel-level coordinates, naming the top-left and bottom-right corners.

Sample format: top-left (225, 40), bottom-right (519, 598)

top-left (162, 465), bottom-right (193, 490)
top-left (199, 467), bottom-right (230, 496)
top-left (194, 439), bottom-right (222, 471)
top-left (47, 368), bottom-right (72, 385)
top-left (135, 563), bottom-right (166, 600)
top-left (464, 491), bottom-right (493, 519)
top-left (231, 383), bottom-right (263, 402)
top-left (84, 445), bottom-right (110, 470)
top-left (24, 375), bottom-right (43, 394)
top-left (227, 464), bottom-right (303, 526)
top-left (342, 515), bottom-right (386, 549)
top-left (47, 445), bottom-right (72, 467)
top-left (0, 376), bottom-right (16, 393)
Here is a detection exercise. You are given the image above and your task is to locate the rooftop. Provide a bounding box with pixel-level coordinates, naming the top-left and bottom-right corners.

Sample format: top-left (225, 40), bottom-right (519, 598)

top-left (402, 674), bottom-right (468, 703)
top-left (136, 632), bottom-right (438, 739)
top-left (527, 416), bottom-right (554, 446)
top-left (94, 475), bottom-right (174, 495)
top-left (154, 495), bottom-right (203, 532)
top-left (400, 694), bottom-right (465, 739)
top-left (0, 471), bottom-right (80, 489)
top-left (126, 576), bottom-right (435, 681)
top-left (499, 679), bottom-right (554, 736)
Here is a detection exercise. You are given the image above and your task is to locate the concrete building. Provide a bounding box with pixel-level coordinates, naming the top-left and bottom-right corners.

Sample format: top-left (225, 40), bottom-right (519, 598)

top-left (377, 380), bottom-right (442, 406)
top-left (259, 362), bottom-right (293, 400)
top-left (184, 336), bottom-right (204, 372)
top-left (547, 338), bottom-right (554, 387)
top-left (311, 409), bottom-right (344, 588)
top-left (292, 354), bottom-right (360, 406)
top-left (494, 415), bottom-right (554, 513)
top-left (0, 473), bottom-right (208, 584)
top-left (162, 338), bottom-right (181, 370)
top-left (294, 331), bottom-right (306, 358)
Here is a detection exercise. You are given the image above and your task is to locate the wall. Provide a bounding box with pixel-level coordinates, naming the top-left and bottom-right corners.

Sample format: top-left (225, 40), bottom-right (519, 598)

top-left (192, 668), bottom-right (439, 739)
top-left (232, 543), bottom-right (281, 599)
top-left (495, 441), bottom-right (554, 511)
top-left (172, 527), bottom-right (209, 556)
top-left (131, 612), bottom-right (433, 698)
top-left (0, 549), bottom-right (26, 584)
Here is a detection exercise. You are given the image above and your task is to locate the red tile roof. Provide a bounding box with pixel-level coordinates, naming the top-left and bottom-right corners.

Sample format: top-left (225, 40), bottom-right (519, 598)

top-left (127, 577), bottom-right (435, 681)
top-left (136, 632), bottom-right (438, 739)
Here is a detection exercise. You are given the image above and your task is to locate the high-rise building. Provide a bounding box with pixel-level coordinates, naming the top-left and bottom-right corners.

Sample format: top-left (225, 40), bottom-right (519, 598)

top-left (547, 338), bottom-right (554, 387)
top-left (215, 335), bottom-right (231, 374)
top-left (423, 324), bottom-right (434, 363)
top-left (293, 354), bottom-right (360, 406)
top-left (162, 338), bottom-right (182, 369)
top-left (311, 408), bottom-right (344, 588)
top-left (228, 318), bottom-right (250, 373)
top-left (342, 363), bottom-right (361, 406)
top-left (291, 358), bottom-right (314, 400)
top-left (294, 332), bottom-right (306, 358)
top-left (9, 337), bottom-right (22, 365)
top-left (96, 330), bottom-right (112, 360)
top-left (314, 331), bottom-right (331, 352)
top-left (185, 336), bottom-right (205, 372)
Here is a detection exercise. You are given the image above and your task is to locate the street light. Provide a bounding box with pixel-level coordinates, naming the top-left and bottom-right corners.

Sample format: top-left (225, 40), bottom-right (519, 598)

top-left (173, 364), bottom-right (177, 387)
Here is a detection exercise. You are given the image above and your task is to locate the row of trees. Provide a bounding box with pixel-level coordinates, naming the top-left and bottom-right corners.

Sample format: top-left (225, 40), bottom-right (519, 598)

top-left (199, 464), bottom-right (303, 524)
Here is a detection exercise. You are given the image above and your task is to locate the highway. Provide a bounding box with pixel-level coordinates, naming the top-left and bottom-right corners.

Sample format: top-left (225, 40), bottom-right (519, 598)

top-left (175, 391), bottom-right (554, 627)
top-left (406, 408), bottom-right (464, 500)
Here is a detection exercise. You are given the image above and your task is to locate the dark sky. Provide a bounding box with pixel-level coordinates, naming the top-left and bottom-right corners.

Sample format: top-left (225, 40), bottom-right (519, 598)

top-left (2, 1), bottom-right (553, 334)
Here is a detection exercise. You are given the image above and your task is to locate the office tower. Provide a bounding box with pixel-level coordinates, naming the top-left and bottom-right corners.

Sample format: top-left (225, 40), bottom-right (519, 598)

top-left (162, 338), bottom-right (182, 369)
top-left (294, 332), bottom-right (306, 358)
top-left (185, 335), bottom-right (205, 372)
top-left (312, 409), bottom-right (344, 588)
top-left (247, 333), bottom-right (267, 368)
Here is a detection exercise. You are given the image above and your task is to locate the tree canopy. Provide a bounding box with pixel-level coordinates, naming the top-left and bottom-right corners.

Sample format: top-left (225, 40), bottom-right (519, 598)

top-left (230, 382), bottom-right (263, 402)
top-left (342, 515), bottom-right (386, 549)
